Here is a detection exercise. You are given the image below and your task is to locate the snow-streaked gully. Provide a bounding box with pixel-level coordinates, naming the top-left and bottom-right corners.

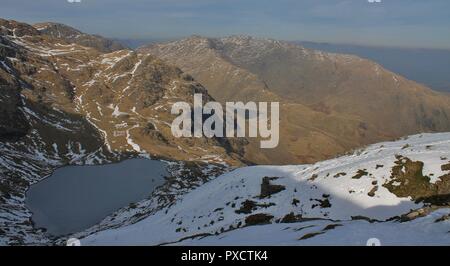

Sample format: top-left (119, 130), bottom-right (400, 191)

top-left (171, 93), bottom-right (280, 148)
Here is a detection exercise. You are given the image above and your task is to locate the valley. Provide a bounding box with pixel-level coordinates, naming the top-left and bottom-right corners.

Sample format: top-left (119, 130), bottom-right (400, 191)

top-left (1, 18), bottom-right (450, 245)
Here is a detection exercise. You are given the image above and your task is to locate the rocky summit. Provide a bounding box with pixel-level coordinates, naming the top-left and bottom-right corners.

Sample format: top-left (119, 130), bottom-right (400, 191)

top-left (33, 22), bottom-right (126, 53)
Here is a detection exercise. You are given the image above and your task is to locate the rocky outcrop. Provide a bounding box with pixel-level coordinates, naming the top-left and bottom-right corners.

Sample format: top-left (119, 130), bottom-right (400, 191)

top-left (259, 177), bottom-right (285, 198)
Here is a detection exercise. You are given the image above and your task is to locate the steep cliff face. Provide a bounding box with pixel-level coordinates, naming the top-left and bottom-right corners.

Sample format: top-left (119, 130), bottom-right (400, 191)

top-left (143, 36), bottom-right (450, 164)
top-left (1, 19), bottom-right (244, 165)
top-left (0, 76), bottom-right (29, 141)
top-left (0, 19), bottom-right (242, 245)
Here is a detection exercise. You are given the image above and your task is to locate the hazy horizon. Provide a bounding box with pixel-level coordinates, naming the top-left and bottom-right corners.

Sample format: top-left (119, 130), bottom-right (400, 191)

top-left (1, 0), bottom-right (450, 50)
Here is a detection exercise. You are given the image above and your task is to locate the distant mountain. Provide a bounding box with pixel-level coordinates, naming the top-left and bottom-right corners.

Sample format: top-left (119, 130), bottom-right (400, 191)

top-left (142, 35), bottom-right (450, 164)
top-left (113, 38), bottom-right (172, 50)
top-left (79, 133), bottom-right (450, 245)
top-left (298, 41), bottom-right (450, 93)
top-left (33, 22), bottom-right (127, 53)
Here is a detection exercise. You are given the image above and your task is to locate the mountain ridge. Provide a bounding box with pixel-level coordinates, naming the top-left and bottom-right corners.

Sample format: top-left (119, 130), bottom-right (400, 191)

top-left (0, 18), bottom-right (242, 245)
top-left (142, 35), bottom-right (450, 164)
top-left (33, 22), bottom-right (127, 53)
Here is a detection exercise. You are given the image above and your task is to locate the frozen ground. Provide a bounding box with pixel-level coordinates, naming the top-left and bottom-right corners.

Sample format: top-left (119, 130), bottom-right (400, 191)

top-left (80, 133), bottom-right (450, 245)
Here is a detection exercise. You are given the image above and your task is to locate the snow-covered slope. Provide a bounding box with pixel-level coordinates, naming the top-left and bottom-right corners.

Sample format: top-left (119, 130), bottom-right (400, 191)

top-left (174, 209), bottom-right (450, 246)
top-left (80, 133), bottom-right (450, 245)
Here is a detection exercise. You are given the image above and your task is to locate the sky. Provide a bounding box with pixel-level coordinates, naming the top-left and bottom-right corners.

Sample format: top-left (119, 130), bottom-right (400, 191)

top-left (1, 0), bottom-right (450, 49)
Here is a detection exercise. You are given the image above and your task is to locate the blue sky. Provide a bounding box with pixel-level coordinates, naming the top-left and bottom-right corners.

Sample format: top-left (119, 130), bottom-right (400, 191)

top-left (1, 0), bottom-right (450, 49)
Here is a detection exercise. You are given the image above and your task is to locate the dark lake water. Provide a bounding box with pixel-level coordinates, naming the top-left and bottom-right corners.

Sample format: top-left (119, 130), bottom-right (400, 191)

top-left (25, 158), bottom-right (168, 236)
